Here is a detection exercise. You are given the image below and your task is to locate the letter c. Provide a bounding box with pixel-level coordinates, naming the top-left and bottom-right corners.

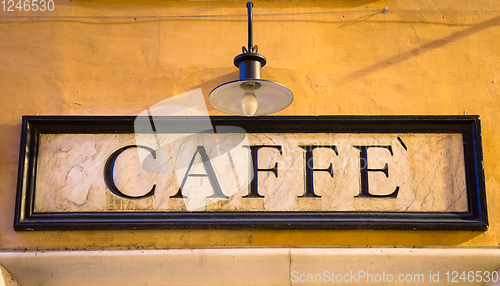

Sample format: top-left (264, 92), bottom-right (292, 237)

top-left (399, 274), bottom-right (405, 282)
top-left (104, 145), bottom-right (156, 199)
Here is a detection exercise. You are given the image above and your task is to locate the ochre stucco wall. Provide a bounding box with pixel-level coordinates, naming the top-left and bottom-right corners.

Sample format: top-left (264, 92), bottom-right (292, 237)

top-left (0, 0), bottom-right (499, 249)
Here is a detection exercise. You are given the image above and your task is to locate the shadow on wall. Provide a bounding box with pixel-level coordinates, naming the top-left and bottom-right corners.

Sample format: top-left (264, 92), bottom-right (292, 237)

top-left (190, 71), bottom-right (240, 114)
top-left (340, 15), bottom-right (500, 84)
top-left (0, 124), bottom-right (22, 165)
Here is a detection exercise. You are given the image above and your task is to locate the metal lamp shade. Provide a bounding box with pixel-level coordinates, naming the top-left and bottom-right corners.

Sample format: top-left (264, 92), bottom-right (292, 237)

top-left (209, 79), bottom-right (293, 116)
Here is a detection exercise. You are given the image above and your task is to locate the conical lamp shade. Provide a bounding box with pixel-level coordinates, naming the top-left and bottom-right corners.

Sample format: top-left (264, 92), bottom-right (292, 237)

top-left (209, 79), bottom-right (293, 116)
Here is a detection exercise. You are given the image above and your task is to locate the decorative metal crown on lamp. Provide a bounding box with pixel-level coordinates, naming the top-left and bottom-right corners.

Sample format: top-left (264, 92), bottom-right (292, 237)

top-left (209, 2), bottom-right (294, 116)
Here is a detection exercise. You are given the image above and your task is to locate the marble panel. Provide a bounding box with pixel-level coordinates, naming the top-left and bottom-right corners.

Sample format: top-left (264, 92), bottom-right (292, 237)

top-left (33, 133), bottom-right (467, 213)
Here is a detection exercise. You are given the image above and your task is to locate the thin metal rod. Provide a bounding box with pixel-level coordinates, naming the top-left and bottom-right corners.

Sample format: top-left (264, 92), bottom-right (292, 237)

top-left (247, 2), bottom-right (254, 52)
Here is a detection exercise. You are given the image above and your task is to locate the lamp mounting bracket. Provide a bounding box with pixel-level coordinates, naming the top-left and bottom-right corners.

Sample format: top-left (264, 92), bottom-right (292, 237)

top-left (234, 1), bottom-right (267, 69)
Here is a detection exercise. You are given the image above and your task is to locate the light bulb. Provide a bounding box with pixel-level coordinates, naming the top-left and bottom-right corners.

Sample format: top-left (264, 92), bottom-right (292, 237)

top-left (241, 87), bottom-right (258, 116)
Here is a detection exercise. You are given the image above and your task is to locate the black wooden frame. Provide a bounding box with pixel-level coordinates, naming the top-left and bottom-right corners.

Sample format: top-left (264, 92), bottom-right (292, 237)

top-left (14, 115), bottom-right (487, 230)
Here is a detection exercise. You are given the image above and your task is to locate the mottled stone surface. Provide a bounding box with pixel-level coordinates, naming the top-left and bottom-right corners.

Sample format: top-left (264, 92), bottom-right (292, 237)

top-left (34, 133), bottom-right (468, 213)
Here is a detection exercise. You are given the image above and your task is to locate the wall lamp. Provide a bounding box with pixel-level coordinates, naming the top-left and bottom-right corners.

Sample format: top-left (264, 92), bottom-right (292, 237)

top-left (209, 2), bottom-right (294, 116)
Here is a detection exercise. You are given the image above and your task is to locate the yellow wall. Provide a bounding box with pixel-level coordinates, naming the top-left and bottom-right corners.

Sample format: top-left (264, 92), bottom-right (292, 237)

top-left (1, 0), bottom-right (499, 250)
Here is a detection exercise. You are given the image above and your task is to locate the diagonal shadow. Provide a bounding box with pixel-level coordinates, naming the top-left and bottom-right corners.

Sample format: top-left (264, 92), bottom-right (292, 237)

top-left (340, 15), bottom-right (500, 83)
top-left (189, 70), bottom-right (239, 113)
top-left (339, 11), bottom-right (382, 28)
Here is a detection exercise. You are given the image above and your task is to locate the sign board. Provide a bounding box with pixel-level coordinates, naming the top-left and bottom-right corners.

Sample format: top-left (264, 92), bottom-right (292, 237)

top-left (15, 116), bottom-right (487, 230)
